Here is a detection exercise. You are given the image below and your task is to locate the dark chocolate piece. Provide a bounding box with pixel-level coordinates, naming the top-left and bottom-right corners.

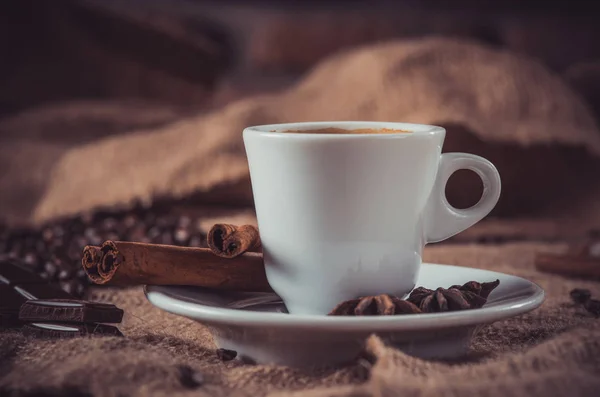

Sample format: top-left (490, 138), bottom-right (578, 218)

top-left (23, 322), bottom-right (123, 338)
top-left (0, 259), bottom-right (45, 285)
top-left (19, 299), bottom-right (124, 324)
top-left (14, 283), bottom-right (73, 300)
top-left (0, 284), bottom-right (27, 327)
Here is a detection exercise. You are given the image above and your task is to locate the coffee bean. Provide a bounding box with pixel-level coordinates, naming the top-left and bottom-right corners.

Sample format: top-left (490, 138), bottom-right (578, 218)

top-left (91, 208), bottom-right (121, 223)
top-left (75, 281), bottom-right (86, 298)
top-left (51, 225), bottom-right (66, 240)
top-left (67, 218), bottom-right (86, 235)
top-left (90, 234), bottom-right (103, 246)
top-left (84, 228), bottom-right (103, 246)
top-left (0, 202), bottom-right (212, 299)
top-left (156, 215), bottom-right (176, 229)
top-left (570, 288), bottom-right (591, 304)
top-left (83, 227), bottom-right (96, 240)
top-left (127, 225), bottom-right (146, 242)
top-left (76, 269), bottom-right (89, 284)
top-left (35, 238), bottom-right (47, 254)
top-left (60, 279), bottom-right (77, 295)
top-left (42, 227), bottom-right (55, 243)
top-left (47, 237), bottom-right (66, 253)
top-left (174, 227), bottom-right (190, 246)
top-left (584, 299), bottom-right (600, 316)
top-left (146, 226), bottom-right (161, 242)
top-left (0, 238), bottom-right (8, 254)
top-left (188, 234), bottom-right (204, 248)
top-left (58, 268), bottom-right (73, 281)
top-left (80, 212), bottom-right (94, 225)
top-left (22, 251), bottom-right (41, 269)
top-left (67, 236), bottom-right (88, 261)
top-left (76, 267), bottom-right (87, 277)
top-left (104, 232), bottom-right (120, 242)
top-left (102, 217), bottom-right (118, 232)
top-left (22, 234), bottom-right (41, 251)
top-left (178, 216), bottom-right (192, 228)
top-left (8, 241), bottom-right (24, 258)
top-left (55, 254), bottom-right (75, 270)
top-left (114, 226), bottom-right (128, 239)
top-left (44, 260), bottom-right (59, 279)
top-left (60, 278), bottom-right (86, 297)
top-left (159, 232), bottom-right (174, 246)
top-left (144, 212), bottom-right (157, 226)
top-left (122, 214), bottom-right (138, 230)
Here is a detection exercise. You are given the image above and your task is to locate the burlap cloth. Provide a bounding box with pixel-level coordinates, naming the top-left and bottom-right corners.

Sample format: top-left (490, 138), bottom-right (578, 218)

top-left (2, 37), bottom-right (600, 396)
top-left (1, 242), bottom-right (599, 397)
top-left (2, 37), bottom-right (600, 226)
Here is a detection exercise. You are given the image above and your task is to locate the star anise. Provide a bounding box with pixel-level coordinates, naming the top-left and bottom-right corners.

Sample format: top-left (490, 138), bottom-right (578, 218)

top-left (449, 280), bottom-right (501, 300)
top-left (407, 279), bottom-right (500, 312)
top-left (329, 294), bottom-right (422, 316)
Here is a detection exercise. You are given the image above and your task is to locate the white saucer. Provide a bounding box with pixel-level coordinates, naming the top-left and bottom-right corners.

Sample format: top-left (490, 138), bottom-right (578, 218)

top-left (145, 263), bottom-right (544, 367)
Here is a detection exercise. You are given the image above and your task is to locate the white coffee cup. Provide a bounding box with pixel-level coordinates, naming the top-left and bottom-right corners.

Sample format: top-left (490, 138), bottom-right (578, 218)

top-left (243, 122), bottom-right (501, 315)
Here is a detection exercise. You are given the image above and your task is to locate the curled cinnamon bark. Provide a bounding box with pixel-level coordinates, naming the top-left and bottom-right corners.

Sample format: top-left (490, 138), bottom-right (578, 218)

top-left (81, 240), bottom-right (272, 292)
top-left (99, 241), bottom-right (124, 280)
top-left (207, 224), bottom-right (261, 258)
top-left (82, 246), bottom-right (102, 269)
top-left (535, 252), bottom-right (600, 280)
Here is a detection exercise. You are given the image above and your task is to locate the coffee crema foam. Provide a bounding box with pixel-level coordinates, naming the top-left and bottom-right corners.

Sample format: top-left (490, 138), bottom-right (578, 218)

top-left (276, 127), bottom-right (411, 134)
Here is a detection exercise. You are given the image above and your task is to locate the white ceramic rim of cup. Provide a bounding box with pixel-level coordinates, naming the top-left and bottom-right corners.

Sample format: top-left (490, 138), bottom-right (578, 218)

top-left (243, 121), bottom-right (445, 139)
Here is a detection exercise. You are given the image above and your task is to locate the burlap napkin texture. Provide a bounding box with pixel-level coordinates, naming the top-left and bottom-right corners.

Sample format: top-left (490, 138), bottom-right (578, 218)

top-left (1, 243), bottom-right (599, 397)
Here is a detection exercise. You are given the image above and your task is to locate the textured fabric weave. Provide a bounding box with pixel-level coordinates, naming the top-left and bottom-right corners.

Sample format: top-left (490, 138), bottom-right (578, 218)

top-left (1, 242), bottom-right (599, 397)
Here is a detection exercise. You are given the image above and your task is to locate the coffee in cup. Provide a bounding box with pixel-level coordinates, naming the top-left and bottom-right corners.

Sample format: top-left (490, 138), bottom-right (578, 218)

top-left (280, 127), bottom-right (411, 134)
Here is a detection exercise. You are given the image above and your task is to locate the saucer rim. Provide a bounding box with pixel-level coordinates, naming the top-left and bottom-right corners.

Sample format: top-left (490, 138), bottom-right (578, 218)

top-left (144, 263), bottom-right (545, 332)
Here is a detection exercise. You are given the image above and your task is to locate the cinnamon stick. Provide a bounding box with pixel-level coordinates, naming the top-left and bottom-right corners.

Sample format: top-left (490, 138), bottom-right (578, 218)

top-left (207, 224), bottom-right (261, 258)
top-left (82, 240), bottom-right (273, 292)
top-left (535, 252), bottom-right (600, 280)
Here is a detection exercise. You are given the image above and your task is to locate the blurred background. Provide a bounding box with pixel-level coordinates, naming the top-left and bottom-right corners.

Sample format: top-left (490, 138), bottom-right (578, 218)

top-left (1, 0), bottom-right (600, 295)
top-left (2, 1), bottom-right (600, 115)
top-left (2, 0), bottom-right (600, 113)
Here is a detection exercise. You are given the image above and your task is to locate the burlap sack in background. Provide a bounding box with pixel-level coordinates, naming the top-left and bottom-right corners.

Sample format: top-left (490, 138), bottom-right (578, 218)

top-left (1, 37), bottom-right (599, 226)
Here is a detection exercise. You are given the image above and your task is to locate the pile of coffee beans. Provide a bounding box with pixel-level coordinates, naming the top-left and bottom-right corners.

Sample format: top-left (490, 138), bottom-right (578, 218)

top-left (0, 202), bottom-right (209, 298)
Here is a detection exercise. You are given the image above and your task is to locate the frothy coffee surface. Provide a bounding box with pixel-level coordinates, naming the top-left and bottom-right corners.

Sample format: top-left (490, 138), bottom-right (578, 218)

top-left (280, 127), bottom-right (411, 134)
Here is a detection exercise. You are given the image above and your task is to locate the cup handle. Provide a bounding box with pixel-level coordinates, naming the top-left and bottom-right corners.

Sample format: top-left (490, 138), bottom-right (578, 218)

top-left (424, 153), bottom-right (501, 244)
